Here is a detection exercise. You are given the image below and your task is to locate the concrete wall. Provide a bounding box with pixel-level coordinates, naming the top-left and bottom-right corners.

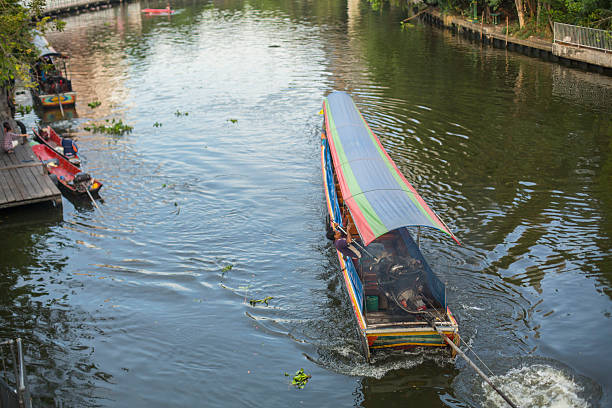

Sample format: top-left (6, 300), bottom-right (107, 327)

top-left (553, 44), bottom-right (612, 69)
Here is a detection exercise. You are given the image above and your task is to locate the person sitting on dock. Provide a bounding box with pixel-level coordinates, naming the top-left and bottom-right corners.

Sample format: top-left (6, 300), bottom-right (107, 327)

top-left (2, 122), bottom-right (27, 154)
top-left (327, 220), bottom-right (362, 261)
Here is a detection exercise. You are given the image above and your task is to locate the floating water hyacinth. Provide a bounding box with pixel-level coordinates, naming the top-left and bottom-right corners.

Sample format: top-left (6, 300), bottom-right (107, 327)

top-left (249, 296), bottom-right (273, 306)
top-left (285, 368), bottom-right (311, 389)
top-left (84, 119), bottom-right (132, 135)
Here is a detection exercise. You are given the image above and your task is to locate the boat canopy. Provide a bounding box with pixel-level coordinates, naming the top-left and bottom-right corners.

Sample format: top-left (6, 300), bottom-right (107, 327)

top-left (323, 91), bottom-right (459, 246)
top-left (33, 33), bottom-right (62, 58)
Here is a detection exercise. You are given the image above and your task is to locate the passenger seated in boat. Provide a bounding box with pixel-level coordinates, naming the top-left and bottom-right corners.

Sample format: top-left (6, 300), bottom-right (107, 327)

top-left (327, 220), bottom-right (361, 261)
top-left (61, 138), bottom-right (78, 157)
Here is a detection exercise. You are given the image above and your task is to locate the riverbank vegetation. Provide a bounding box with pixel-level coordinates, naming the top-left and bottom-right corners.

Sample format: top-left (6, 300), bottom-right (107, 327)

top-left (376, 0), bottom-right (610, 39)
top-left (0, 0), bottom-right (63, 122)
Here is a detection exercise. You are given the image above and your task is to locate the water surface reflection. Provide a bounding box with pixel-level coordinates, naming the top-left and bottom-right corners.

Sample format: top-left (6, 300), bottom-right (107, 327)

top-left (3, 0), bottom-right (611, 406)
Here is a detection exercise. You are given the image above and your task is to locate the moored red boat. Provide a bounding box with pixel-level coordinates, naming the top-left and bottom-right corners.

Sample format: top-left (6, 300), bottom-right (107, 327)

top-left (32, 126), bottom-right (80, 167)
top-left (321, 91), bottom-right (460, 362)
top-left (142, 8), bottom-right (175, 14)
top-left (31, 143), bottom-right (102, 198)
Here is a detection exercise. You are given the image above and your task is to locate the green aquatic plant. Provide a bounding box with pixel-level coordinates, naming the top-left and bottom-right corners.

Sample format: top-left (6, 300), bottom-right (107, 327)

top-left (84, 119), bottom-right (133, 135)
top-left (88, 101), bottom-right (101, 109)
top-left (153, 122), bottom-right (162, 127)
top-left (174, 110), bottom-right (189, 117)
top-left (222, 265), bottom-right (233, 272)
top-left (15, 104), bottom-right (32, 115)
top-left (285, 368), bottom-right (311, 389)
top-left (249, 296), bottom-right (273, 306)
top-left (227, 118), bottom-right (238, 124)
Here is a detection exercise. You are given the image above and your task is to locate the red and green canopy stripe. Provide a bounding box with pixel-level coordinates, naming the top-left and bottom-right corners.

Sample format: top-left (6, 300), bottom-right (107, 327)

top-left (323, 91), bottom-right (459, 246)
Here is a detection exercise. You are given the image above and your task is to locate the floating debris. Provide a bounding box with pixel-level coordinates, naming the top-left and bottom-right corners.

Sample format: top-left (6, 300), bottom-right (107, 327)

top-left (285, 368), bottom-right (311, 389)
top-left (249, 296), bottom-right (273, 306)
top-left (84, 119), bottom-right (133, 135)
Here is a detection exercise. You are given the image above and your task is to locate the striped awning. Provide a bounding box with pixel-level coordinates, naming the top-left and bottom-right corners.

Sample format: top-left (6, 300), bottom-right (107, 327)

top-left (323, 91), bottom-right (459, 246)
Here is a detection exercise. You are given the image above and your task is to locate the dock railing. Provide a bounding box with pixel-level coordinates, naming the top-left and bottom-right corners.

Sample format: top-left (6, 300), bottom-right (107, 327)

top-left (554, 22), bottom-right (612, 53)
top-left (42, 0), bottom-right (117, 14)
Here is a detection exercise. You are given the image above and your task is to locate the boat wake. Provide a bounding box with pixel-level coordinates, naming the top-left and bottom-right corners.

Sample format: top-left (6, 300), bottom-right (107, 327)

top-left (452, 357), bottom-right (602, 408)
top-left (482, 364), bottom-right (590, 408)
top-left (315, 343), bottom-right (452, 380)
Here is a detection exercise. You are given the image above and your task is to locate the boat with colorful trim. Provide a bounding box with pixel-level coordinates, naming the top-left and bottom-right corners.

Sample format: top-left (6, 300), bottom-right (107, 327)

top-left (30, 34), bottom-right (76, 109)
top-left (31, 143), bottom-right (102, 198)
top-left (32, 126), bottom-right (80, 167)
top-left (321, 91), bottom-right (460, 362)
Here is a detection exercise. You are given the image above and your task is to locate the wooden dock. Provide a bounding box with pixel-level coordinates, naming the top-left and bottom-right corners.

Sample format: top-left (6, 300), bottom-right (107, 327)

top-left (0, 143), bottom-right (62, 209)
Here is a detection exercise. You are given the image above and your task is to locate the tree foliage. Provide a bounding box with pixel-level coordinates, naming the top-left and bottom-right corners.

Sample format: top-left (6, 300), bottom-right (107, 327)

top-left (404, 0), bottom-right (611, 31)
top-left (0, 0), bottom-right (64, 88)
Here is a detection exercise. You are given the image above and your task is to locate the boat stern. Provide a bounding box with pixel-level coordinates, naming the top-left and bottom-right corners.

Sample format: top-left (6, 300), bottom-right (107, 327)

top-left (38, 92), bottom-right (77, 107)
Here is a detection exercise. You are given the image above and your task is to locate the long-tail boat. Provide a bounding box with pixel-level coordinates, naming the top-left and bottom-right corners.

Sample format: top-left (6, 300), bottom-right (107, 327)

top-left (31, 143), bottom-right (102, 198)
top-left (30, 34), bottom-right (76, 109)
top-left (32, 126), bottom-right (81, 167)
top-left (321, 91), bottom-right (460, 362)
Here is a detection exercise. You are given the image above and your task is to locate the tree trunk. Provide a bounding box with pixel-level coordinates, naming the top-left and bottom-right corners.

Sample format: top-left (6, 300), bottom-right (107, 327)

top-left (515, 0), bottom-right (526, 28)
top-left (0, 86), bottom-right (16, 130)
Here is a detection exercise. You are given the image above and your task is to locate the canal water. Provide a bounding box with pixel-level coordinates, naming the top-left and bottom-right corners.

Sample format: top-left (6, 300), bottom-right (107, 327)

top-left (2, 0), bottom-right (612, 406)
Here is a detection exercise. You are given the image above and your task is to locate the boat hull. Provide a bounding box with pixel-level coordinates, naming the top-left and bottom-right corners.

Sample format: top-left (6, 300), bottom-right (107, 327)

top-left (32, 126), bottom-right (81, 167)
top-left (32, 91), bottom-right (77, 108)
top-left (31, 143), bottom-right (102, 198)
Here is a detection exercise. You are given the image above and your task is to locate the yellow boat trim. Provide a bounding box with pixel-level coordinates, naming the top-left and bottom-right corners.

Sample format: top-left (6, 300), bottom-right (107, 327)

top-left (370, 331), bottom-right (454, 337)
top-left (371, 342), bottom-right (448, 349)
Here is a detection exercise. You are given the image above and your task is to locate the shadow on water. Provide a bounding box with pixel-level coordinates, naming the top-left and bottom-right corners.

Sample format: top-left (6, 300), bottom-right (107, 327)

top-left (360, 362), bottom-right (463, 408)
top-left (0, 205), bottom-right (110, 407)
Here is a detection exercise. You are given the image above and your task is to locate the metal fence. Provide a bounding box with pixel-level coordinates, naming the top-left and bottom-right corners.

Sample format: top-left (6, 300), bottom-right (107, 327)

top-left (554, 22), bottom-right (612, 53)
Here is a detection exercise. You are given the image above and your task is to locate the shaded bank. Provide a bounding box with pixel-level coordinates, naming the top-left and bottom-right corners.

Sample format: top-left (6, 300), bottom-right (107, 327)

top-left (414, 6), bottom-right (612, 74)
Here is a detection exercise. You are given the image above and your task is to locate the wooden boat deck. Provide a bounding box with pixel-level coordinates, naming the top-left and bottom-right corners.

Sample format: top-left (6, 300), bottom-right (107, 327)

top-left (0, 143), bottom-right (62, 209)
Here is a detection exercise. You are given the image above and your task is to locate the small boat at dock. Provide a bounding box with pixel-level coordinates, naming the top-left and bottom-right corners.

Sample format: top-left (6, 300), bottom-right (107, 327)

top-left (32, 126), bottom-right (80, 167)
top-left (321, 91), bottom-right (460, 362)
top-left (31, 143), bottom-right (102, 198)
top-left (30, 34), bottom-right (76, 109)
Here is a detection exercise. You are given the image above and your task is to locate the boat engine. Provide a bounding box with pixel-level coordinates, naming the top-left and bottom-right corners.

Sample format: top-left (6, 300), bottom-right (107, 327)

top-left (73, 172), bottom-right (92, 192)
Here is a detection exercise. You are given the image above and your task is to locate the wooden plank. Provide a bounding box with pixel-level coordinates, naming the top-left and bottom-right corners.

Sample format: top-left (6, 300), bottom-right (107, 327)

top-left (3, 167), bottom-right (24, 201)
top-left (29, 165), bottom-right (55, 198)
top-left (13, 167), bottom-right (38, 200)
top-left (12, 144), bottom-right (38, 200)
top-left (0, 162), bottom-right (44, 171)
top-left (0, 164), bottom-right (15, 203)
top-left (32, 162), bottom-right (61, 199)
top-left (6, 168), bottom-right (27, 201)
top-left (0, 170), bottom-right (8, 203)
top-left (0, 152), bottom-right (19, 168)
top-left (0, 169), bottom-right (18, 203)
top-left (0, 142), bottom-right (62, 209)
